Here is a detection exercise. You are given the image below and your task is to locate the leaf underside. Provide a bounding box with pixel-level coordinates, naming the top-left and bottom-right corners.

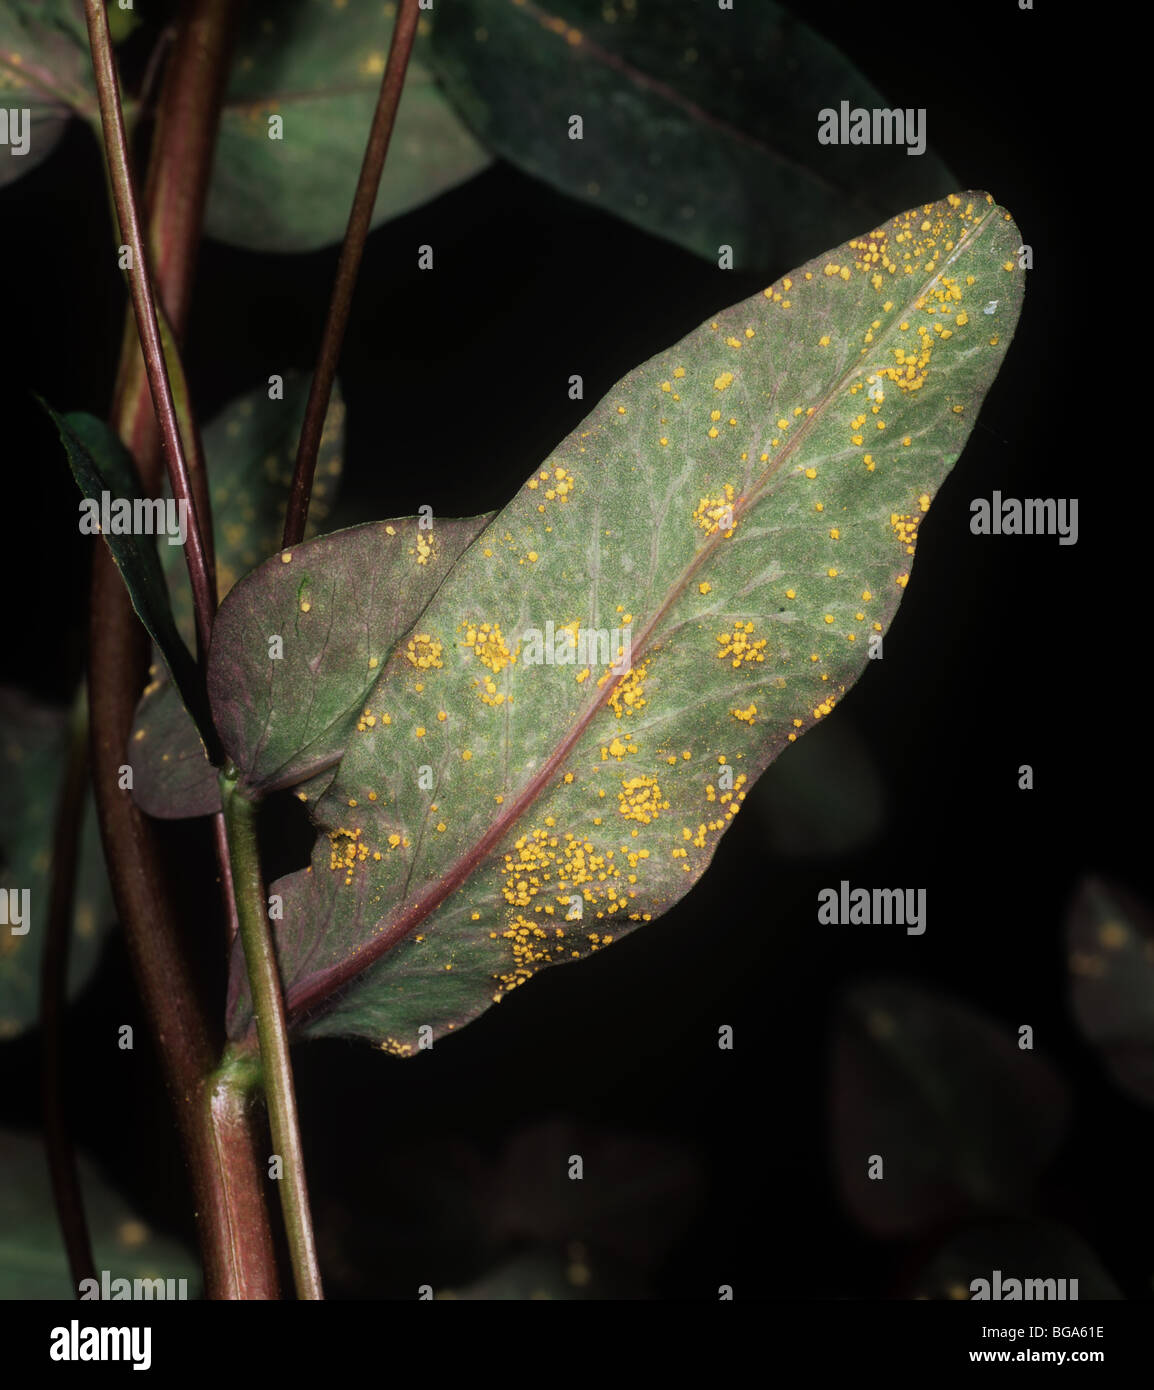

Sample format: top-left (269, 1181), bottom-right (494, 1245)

top-left (213, 192), bottom-right (1024, 1050)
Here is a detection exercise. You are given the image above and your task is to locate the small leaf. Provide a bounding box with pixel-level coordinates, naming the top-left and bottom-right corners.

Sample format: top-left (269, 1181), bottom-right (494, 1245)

top-left (49, 407), bottom-right (210, 743)
top-left (0, 1131), bottom-right (200, 1299)
top-left (831, 981), bottom-right (1068, 1237)
top-left (1067, 876), bottom-right (1154, 1107)
top-left (134, 516), bottom-right (494, 821)
top-left (0, 690), bottom-right (113, 1040)
top-left (209, 517), bottom-right (494, 796)
top-left (431, 0), bottom-right (956, 271)
top-left (0, 1), bottom-right (96, 188)
top-left (206, 0), bottom-right (492, 252)
top-left (222, 193), bottom-right (1024, 1046)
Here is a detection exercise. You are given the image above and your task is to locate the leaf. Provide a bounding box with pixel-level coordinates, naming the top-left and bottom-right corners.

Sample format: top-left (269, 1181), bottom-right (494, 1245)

top-left (163, 373), bottom-right (346, 646)
top-left (0, 1131), bottom-right (200, 1299)
top-left (134, 515), bottom-right (493, 822)
top-left (0, 1), bottom-right (96, 188)
top-left (909, 1221), bottom-right (1122, 1301)
top-left (430, 0), bottom-right (956, 273)
top-left (1067, 876), bottom-right (1154, 1107)
top-left (48, 407), bottom-right (209, 745)
top-left (487, 1118), bottom-right (700, 1268)
top-left (223, 192), bottom-right (1024, 1047)
top-left (0, 690), bottom-right (113, 1040)
top-left (206, 0), bottom-right (492, 252)
top-left (831, 981), bottom-right (1068, 1237)
top-left (132, 376), bottom-right (347, 819)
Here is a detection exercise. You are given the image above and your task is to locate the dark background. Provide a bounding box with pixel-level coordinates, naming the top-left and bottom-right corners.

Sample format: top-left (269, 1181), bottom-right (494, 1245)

top-left (1, 0), bottom-right (1147, 1301)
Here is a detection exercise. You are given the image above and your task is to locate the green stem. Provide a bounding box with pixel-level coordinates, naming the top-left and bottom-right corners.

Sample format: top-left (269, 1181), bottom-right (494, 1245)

top-left (220, 772), bottom-right (323, 1300)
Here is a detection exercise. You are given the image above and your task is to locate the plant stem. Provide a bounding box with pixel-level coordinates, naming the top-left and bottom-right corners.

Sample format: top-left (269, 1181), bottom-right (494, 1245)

top-left (283, 0), bottom-right (422, 548)
top-left (88, 0), bottom-right (277, 1296)
top-left (39, 686), bottom-right (96, 1293)
top-left (89, 566), bottom-right (278, 1297)
top-left (83, 0), bottom-right (216, 661)
top-left (220, 772), bottom-right (324, 1300)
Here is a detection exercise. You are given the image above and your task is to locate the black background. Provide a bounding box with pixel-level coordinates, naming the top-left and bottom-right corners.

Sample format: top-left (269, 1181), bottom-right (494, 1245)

top-left (1, 0), bottom-right (1147, 1307)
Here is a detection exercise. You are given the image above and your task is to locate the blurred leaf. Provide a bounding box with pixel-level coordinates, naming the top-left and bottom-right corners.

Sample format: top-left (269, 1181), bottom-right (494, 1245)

top-left (206, 0), bottom-right (492, 251)
top-left (431, 0), bottom-right (956, 272)
top-left (232, 193), bottom-right (1025, 1048)
top-left (0, 1), bottom-right (95, 188)
top-left (831, 980), bottom-right (1068, 1237)
top-left (1067, 876), bottom-right (1154, 1107)
top-left (749, 715), bottom-right (886, 857)
top-left (0, 690), bottom-right (113, 1041)
top-left (909, 1220), bottom-right (1121, 1301)
top-left (0, 1131), bottom-right (200, 1299)
top-left (440, 1248), bottom-right (636, 1299)
top-left (162, 373), bottom-right (346, 648)
top-left (487, 1118), bottom-right (700, 1267)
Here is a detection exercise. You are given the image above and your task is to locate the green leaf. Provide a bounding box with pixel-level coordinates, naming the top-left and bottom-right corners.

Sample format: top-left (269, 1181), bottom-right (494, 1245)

top-left (832, 981), bottom-right (1068, 1236)
top-left (0, 690), bottom-right (113, 1040)
top-left (0, 1), bottom-right (96, 188)
top-left (223, 192), bottom-right (1024, 1047)
top-left (0, 1131), bottom-right (200, 1299)
top-left (431, 0), bottom-right (956, 272)
top-left (48, 407), bottom-right (211, 746)
top-left (206, 0), bottom-right (492, 252)
top-left (1067, 876), bottom-right (1154, 1108)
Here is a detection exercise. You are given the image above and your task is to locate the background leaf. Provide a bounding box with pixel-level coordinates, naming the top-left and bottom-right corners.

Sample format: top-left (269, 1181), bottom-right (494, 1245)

top-left (224, 192), bottom-right (1025, 1046)
top-left (162, 372), bottom-right (346, 647)
top-left (206, 0), bottom-right (492, 252)
top-left (1067, 876), bottom-right (1154, 1108)
top-left (431, 0), bottom-right (956, 273)
top-left (0, 0), bottom-right (96, 188)
top-left (0, 690), bottom-right (112, 1040)
top-left (0, 1130), bottom-right (200, 1299)
top-left (831, 980), bottom-right (1068, 1237)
